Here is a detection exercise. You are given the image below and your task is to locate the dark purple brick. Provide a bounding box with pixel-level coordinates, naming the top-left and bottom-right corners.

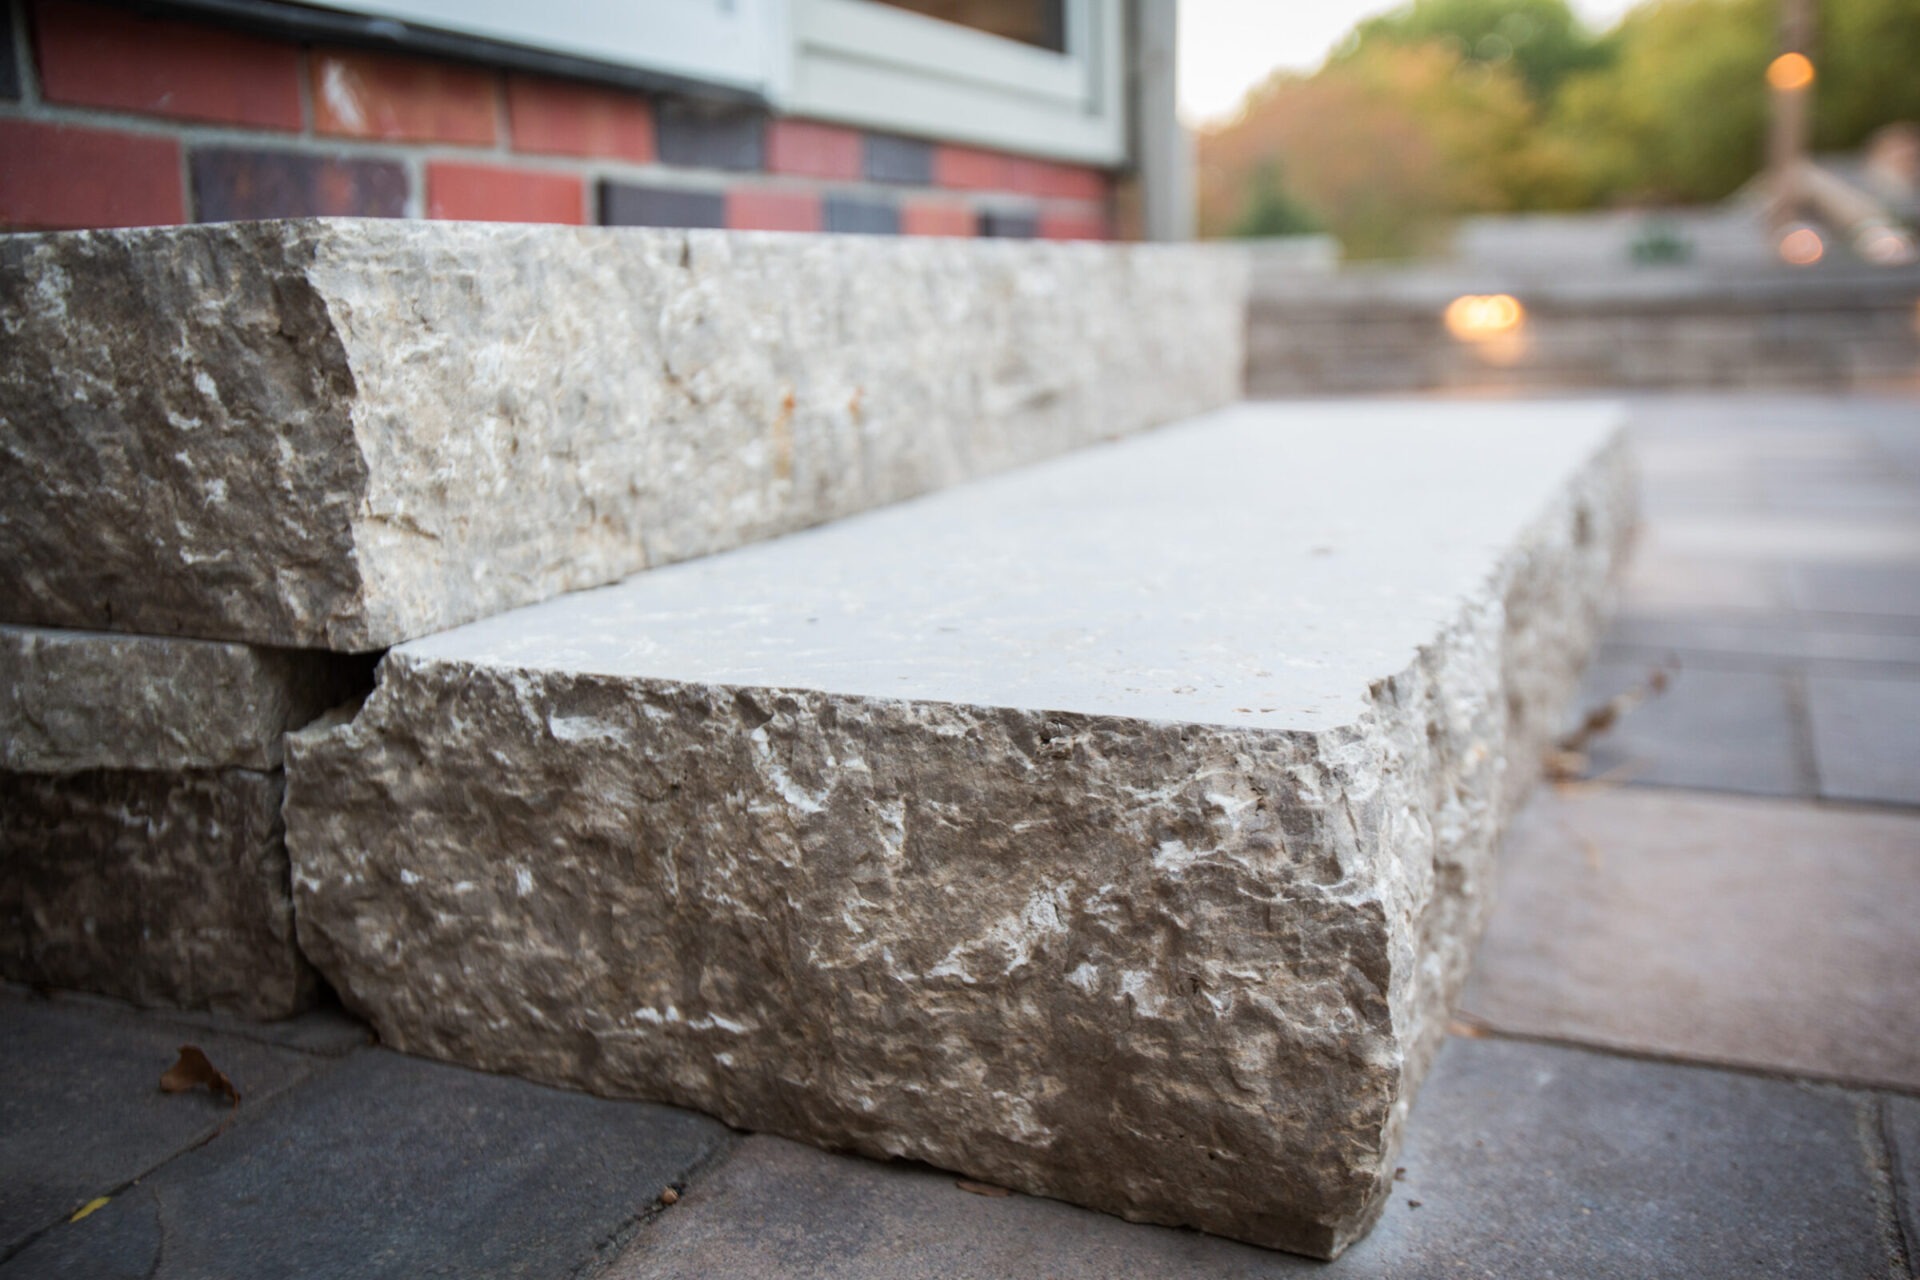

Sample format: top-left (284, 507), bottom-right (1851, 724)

top-left (823, 196), bottom-right (898, 235)
top-left (191, 148), bottom-right (407, 221)
top-left (654, 103), bottom-right (764, 172)
top-left (599, 181), bottom-right (725, 229)
top-left (1, 3), bottom-right (20, 102)
top-left (978, 209), bottom-right (1039, 239)
top-left (863, 134), bottom-right (933, 185)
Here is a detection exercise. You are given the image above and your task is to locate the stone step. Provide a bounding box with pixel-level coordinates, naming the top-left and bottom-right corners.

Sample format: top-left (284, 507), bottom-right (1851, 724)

top-left (0, 221), bottom-right (1243, 652)
top-left (0, 625), bottom-right (369, 1017)
top-left (284, 399), bottom-right (1634, 1258)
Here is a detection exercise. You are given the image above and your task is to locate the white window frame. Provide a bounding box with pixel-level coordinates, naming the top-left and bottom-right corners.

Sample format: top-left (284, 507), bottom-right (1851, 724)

top-left (779, 0), bottom-right (1125, 165)
top-left (300, 0), bottom-right (1128, 166)
top-left (310, 0), bottom-right (786, 97)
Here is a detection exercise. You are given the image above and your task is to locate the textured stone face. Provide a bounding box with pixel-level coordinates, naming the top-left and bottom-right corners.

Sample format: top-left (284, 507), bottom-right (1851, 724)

top-left (1, 625), bottom-right (369, 772)
top-left (0, 768), bottom-right (313, 1019)
top-left (0, 221), bottom-right (1246, 651)
top-left (285, 403), bottom-right (1634, 1257)
top-left (0, 627), bottom-right (363, 1015)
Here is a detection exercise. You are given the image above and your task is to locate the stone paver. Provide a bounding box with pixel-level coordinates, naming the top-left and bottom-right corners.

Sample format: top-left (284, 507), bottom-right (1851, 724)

top-left (1887, 1095), bottom-right (1920, 1273)
top-left (0, 988), bottom-right (327, 1258)
top-left (2, 1044), bottom-right (736, 1280)
top-left (1788, 563), bottom-right (1920, 620)
top-left (609, 1036), bottom-right (1893, 1280)
top-left (1573, 660), bottom-right (1811, 796)
top-left (1807, 674), bottom-right (1920, 806)
top-left (1461, 786), bottom-right (1920, 1089)
top-left (1602, 612), bottom-right (1920, 671)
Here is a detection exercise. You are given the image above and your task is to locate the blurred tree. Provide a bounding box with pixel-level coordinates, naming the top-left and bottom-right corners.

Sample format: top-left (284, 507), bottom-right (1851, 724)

top-left (1230, 162), bottom-right (1323, 237)
top-left (1544, 0), bottom-right (1773, 204)
top-left (1818, 0), bottom-right (1920, 151)
top-left (1339, 0), bottom-right (1614, 101)
top-left (1199, 0), bottom-right (1920, 251)
top-left (1199, 42), bottom-right (1575, 256)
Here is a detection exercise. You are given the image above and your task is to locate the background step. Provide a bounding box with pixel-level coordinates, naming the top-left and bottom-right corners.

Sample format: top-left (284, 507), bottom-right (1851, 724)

top-left (284, 399), bottom-right (1633, 1257)
top-left (0, 221), bottom-right (1245, 652)
top-left (0, 626), bottom-right (368, 1017)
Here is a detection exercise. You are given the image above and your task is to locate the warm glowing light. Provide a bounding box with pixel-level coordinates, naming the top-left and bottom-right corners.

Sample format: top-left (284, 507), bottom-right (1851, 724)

top-left (1767, 52), bottom-right (1815, 92)
top-left (1778, 226), bottom-right (1825, 266)
top-left (1856, 223), bottom-right (1918, 267)
top-left (1444, 294), bottom-right (1526, 340)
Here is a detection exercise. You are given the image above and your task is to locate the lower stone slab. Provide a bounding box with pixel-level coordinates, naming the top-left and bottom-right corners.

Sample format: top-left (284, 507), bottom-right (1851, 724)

top-left (285, 401), bottom-right (1635, 1258)
top-left (0, 768), bottom-right (314, 1019)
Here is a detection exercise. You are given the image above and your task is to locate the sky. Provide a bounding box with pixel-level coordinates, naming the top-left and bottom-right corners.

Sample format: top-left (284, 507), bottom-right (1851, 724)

top-left (1176, 0), bottom-right (1643, 126)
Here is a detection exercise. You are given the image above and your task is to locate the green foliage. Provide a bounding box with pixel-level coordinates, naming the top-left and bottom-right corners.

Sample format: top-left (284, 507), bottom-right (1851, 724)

top-left (1341, 0), bottom-right (1614, 101)
top-left (1818, 0), bottom-right (1920, 151)
top-left (1229, 163), bottom-right (1322, 238)
top-left (1199, 0), bottom-right (1920, 253)
top-left (1545, 0), bottom-right (1774, 204)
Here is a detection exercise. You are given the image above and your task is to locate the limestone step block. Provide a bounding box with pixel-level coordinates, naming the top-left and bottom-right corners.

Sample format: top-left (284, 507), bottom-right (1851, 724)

top-left (2, 625), bottom-right (369, 773)
top-left (0, 625), bottom-right (369, 1016)
top-left (284, 401), bottom-right (1634, 1258)
top-left (1, 220), bottom-right (1246, 651)
top-left (1, 768), bottom-right (312, 1019)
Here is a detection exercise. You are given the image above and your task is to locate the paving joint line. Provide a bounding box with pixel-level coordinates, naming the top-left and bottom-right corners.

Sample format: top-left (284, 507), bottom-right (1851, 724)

top-left (573, 1126), bottom-right (749, 1279)
top-left (1449, 1018), bottom-right (1920, 1100)
top-left (1882, 1096), bottom-right (1920, 1280)
top-left (0, 1043), bottom-right (360, 1268)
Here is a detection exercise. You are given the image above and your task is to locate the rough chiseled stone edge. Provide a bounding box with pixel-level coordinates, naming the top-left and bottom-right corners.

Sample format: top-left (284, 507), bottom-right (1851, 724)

top-left (1, 221), bottom-right (1247, 652)
top-left (0, 222), bottom-right (373, 648)
top-left (0, 767), bottom-right (317, 1019)
top-left (282, 428), bottom-right (1633, 1256)
top-left (1, 625), bottom-right (373, 773)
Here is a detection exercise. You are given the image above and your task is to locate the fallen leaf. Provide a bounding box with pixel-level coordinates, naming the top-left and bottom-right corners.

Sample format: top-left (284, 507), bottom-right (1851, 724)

top-left (956, 1179), bottom-right (1012, 1198)
top-left (160, 1045), bottom-right (240, 1108)
top-left (1446, 1018), bottom-right (1487, 1039)
top-left (1393, 1167), bottom-right (1407, 1182)
top-left (659, 1187), bottom-right (680, 1206)
top-left (69, 1197), bottom-right (110, 1223)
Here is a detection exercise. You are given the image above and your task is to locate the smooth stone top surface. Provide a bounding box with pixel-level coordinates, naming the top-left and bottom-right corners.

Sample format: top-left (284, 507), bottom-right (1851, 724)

top-left (404, 400), bottom-right (1623, 730)
top-left (1, 220), bottom-right (1244, 651)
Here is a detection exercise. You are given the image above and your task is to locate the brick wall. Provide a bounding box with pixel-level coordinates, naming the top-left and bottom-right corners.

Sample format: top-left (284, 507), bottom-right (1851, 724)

top-left (0, 0), bottom-right (1116, 238)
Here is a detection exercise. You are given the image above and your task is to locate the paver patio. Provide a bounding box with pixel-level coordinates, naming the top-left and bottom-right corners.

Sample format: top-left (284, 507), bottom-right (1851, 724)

top-left (1, 392), bottom-right (1914, 1278)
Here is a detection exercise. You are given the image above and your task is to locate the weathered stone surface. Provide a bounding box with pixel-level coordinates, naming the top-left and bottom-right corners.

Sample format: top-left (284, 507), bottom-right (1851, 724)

top-left (0, 768), bottom-right (314, 1018)
top-left (0, 220), bottom-right (1246, 651)
top-left (284, 401), bottom-right (1634, 1257)
top-left (1, 625), bottom-right (368, 772)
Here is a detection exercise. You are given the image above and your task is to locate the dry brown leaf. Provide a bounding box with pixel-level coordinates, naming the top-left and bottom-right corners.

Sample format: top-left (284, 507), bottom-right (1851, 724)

top-left (1445, 1018), bottom-right (1488, 1039)
top-left (956, 1179), bottom-right (1013, 1198)
top-left (659, 1187), bottom-right (680, 1206)
top-left (1555, 663), bottom-right (1677, 756)
top-left (160, 1045), bottom-right (240, 1108)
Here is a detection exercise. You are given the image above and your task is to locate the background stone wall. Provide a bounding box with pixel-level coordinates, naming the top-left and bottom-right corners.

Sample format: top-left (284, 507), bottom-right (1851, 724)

top-left (1247, 254), bottom-right (1920, 395)
top-left (0, 0), bottom-right (1114, 238)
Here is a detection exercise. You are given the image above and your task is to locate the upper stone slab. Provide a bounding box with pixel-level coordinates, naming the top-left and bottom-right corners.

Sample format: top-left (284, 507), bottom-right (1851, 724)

top-left (0, 220), bottom-right (1245, 652)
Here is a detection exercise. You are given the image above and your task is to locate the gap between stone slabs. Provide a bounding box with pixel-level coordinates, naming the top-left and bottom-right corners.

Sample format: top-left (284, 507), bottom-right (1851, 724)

top-left (283, 399), bottom-right (1635, 1259)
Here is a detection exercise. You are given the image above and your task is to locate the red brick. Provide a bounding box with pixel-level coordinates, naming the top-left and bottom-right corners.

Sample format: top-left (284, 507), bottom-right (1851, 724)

top-left (725, 188), bottom-right (821, 232)
top-left (765, 119), bottom-right (862, 181)
top-left (427, 162), bottom-right (583, 224)
top-left (506, 74), bottom-right (653, 163)
top-left (32, 1), bottom-right (303, 130)
top-left (901, 199), bottom-right (975, 237)
top-left (1039, 210), bottom-right (1112, 241)
top-left (934, 144), bottom-right (1012, 191)
top-left (0, 119), bottom-right (183, 229)
top-left (313, 49), bottom-right (497, 146)
top-left (1033, 161), bottom-right (1108, 202)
